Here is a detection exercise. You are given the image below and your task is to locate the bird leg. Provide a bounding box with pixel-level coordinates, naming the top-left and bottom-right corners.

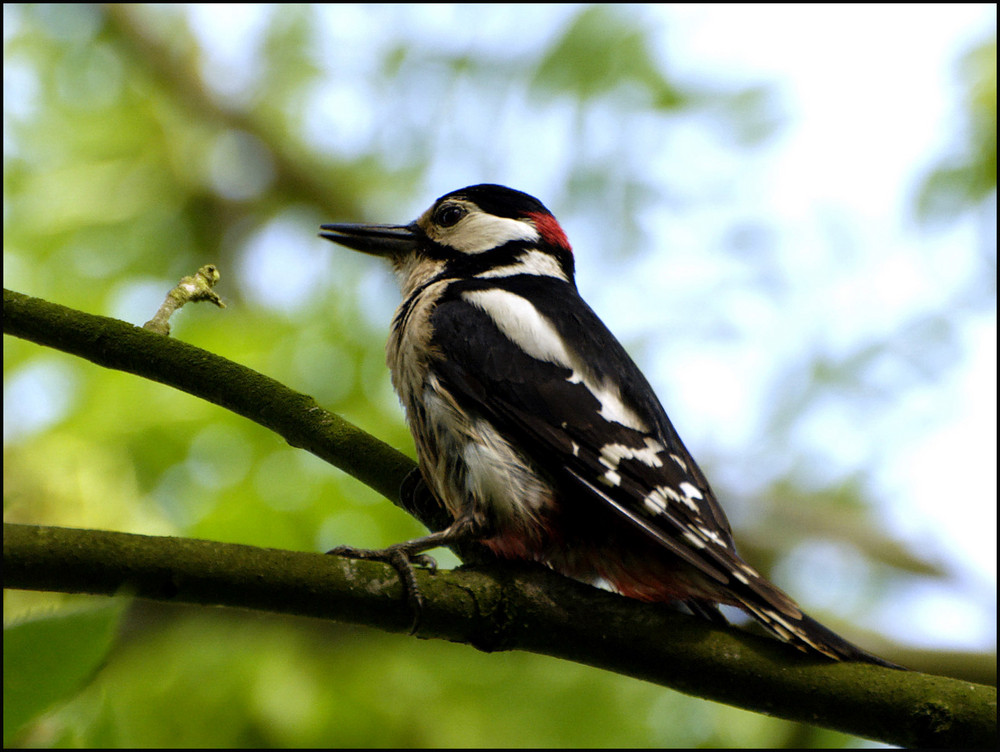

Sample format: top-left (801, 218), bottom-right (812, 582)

top-left (327, 483), bottom-right (483, 634)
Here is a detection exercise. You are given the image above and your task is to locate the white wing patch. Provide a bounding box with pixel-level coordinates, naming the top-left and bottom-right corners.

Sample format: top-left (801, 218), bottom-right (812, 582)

top-left (463, 289), bottom-right (574, 365)
top-left (678, 482), bottom-right (703, 501)
top-left (697, 525), bottom-right (728, 547)
top-left (642, 482), bottom-right (704, 516)
top-left (589, 381), bottom-right (648, 431)
top-left (463, 288), bottom-right (649, 432)
top-left (599, 468), bottom-right (621, 488)
top-left (643, 488), bottom-right (669, 515)
top-left (683, 530), bottom-right (707, 549)
top-left (600, 438), bottom-right (664, 471)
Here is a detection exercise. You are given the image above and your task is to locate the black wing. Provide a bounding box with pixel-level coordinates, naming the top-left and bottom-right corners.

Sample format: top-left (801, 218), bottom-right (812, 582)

top-left (428, 275), bottom-right (754, 590)
top-left (426, 275), bottom-right (904, 666)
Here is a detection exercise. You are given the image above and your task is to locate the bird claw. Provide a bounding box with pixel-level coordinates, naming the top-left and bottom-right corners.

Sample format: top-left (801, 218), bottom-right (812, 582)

top-left (327, 513), bottom-right (481, 635)
top-left (409, 552), bottom-right (438, 571)
top-left (327, 543), bottom-right (435, 634)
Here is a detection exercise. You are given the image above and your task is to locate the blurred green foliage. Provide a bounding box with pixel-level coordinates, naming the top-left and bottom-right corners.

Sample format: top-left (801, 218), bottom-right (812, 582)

top-left (916, 35), bottom-right (997, 226)
top-left (3, 4), bottom-right (994, 747)
top-left (3, 601), bottom-right (125, 745)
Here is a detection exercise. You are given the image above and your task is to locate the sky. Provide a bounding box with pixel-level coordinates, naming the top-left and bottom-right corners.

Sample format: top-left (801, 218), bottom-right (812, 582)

top-left (654, 4), bottom-right (996, 648)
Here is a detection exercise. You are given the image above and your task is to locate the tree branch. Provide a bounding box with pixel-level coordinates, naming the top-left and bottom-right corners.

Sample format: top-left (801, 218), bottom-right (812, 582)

top-left (2, 288), bottom-right (418, 514)
top-left (4, 288), bottom-right (997, 747)
top-left (5, 522), bottom-right (995, 748)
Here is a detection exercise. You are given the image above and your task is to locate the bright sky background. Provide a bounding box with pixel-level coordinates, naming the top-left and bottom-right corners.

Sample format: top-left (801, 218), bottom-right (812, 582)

top-left (652, 4), bottom-right (996, 649)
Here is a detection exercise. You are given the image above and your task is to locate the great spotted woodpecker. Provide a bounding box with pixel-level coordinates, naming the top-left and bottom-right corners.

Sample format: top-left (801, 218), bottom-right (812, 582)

top-left (321, 184), bottom-right (898, 666)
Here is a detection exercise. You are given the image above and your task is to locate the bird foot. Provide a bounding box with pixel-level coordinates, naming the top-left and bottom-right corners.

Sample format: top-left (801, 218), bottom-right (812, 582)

top-left (327, 543), bottom-right (438, 634)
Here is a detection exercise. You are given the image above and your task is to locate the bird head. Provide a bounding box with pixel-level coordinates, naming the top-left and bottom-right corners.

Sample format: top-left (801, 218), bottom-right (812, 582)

top-left (321, 184), bottom-right (574, 284)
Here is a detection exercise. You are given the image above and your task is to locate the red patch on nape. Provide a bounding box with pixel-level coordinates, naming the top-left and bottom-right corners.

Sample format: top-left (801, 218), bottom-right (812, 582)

top-left (527, 211), bottom-right (572, 252)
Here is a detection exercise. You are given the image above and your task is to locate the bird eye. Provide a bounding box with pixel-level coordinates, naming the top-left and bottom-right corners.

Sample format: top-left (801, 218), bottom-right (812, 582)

top-left (435, 204), bottom-right (466, 228)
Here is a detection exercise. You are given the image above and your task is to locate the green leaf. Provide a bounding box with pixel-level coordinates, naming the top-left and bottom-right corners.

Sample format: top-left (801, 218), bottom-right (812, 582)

top-left (3, 600), bottom-right (126, 745)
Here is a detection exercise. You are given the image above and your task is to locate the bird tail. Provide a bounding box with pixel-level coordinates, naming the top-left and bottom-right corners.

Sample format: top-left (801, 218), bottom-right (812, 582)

top-left (736, 595), bottom-right (904, 669)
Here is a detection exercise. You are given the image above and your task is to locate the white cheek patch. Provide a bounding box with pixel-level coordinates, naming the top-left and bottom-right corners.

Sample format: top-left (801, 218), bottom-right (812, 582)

top-left (439, 213), bottom-right (539, 254)
top-left (475, 249), bottom-right (569, 281)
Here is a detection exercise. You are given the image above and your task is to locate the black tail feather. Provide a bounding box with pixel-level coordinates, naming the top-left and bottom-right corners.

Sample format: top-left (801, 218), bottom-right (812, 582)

top-left (736, 599), bottom-right (905, 669)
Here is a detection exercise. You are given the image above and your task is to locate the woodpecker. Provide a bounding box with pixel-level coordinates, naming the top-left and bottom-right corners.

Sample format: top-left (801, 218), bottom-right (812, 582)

top-left (321, 184), bottom-right (898, 666)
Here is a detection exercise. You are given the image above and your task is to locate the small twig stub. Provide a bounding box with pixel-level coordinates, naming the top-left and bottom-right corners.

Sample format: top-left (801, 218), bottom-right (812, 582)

top-left (143, 264), bottom-right (225, 335)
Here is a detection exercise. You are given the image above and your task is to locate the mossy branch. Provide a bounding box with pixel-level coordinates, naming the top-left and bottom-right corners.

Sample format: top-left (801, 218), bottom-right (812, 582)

top-left (3, 288), bottom-right (997, 747)
top-left (5, 522), bottom-right (996, 748)
top-left (2, 288), bottom-right (416, 508)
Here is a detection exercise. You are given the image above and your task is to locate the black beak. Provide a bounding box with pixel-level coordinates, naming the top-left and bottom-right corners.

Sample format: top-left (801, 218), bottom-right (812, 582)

top-left (319, 221), bottom-right (420, 257)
